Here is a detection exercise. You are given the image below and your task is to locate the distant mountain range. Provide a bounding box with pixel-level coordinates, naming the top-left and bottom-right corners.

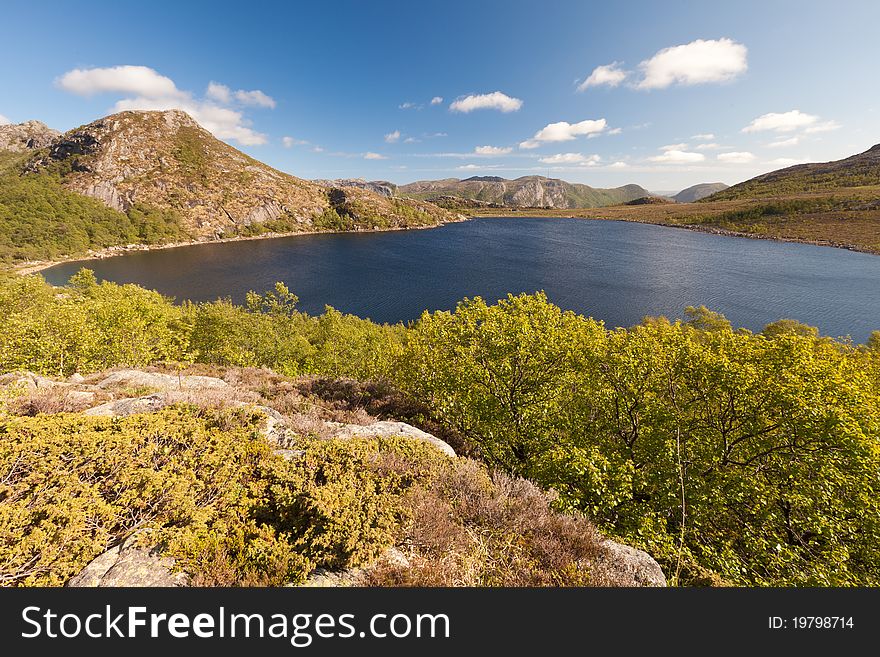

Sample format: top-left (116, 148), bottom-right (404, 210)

top-left (673, 182), bottom-right (729, 203)
top-left (395, 176), bottom-right (652, 209)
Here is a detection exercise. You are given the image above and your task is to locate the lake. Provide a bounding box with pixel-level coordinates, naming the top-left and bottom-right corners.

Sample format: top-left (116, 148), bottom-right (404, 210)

top-left (41, 216), bottom-right (880, 341)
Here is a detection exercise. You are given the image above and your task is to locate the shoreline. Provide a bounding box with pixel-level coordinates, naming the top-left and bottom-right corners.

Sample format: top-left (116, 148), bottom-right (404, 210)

top-left (13, 218), bottom-right (467, 276)
top-left (471, 210), bottom-right (880, 256)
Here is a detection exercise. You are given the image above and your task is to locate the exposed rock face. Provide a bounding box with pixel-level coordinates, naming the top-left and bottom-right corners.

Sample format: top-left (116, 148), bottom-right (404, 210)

top-left (315, 178), bottom-right (398, 197)
top-left (20, 110), bottom-right (458, 238)
top-left (0, 371), bottom-right (59, 390)
top-left (399, 176), bottom-right (652, 209)
top-left (0, 120), bottom-right (60, 152)
top-left (329, 420), bottom-right (457, 457)
top-left (68, 534), bottom-right (189, 587)
top-left (592, 539), bottom-right (667, 587)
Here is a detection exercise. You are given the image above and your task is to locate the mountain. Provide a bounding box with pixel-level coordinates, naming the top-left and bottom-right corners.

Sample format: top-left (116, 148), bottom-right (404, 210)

top-left (398, 175), bottom-right (651, 208)
top-left (673, 182), bottom-right (728, 203)
top-left (708, 144), bottom-right (880, 200)
top-left (1, 111), bottom-right (459, 263)
top-left (0, 120), bottom-right (59, 152)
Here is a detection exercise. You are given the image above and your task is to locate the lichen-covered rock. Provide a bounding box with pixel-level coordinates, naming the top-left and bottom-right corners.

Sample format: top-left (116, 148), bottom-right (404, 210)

top-left (67, 534), bottom-right (189, 587)
top-left (329, 420), bottom-right (456, 457)
top-left (0, 371), bottom-right (60, 390)
top-left (84, 393), bottom-right (167, 417)
top-left (592, 539), bottom-right (667, 587)
top-left (0, 120), bottom-right (60, 152)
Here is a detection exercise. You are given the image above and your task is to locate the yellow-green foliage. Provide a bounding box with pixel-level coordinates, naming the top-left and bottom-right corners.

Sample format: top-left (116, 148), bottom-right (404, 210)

top-left (398, 292), bottom-right (880, 586)
top-left (0, 406), bottom-right (455, 587)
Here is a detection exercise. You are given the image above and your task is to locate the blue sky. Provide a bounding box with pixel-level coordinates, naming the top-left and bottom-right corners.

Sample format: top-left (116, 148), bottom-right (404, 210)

top-left (1, 0), bottom-right (878, 190)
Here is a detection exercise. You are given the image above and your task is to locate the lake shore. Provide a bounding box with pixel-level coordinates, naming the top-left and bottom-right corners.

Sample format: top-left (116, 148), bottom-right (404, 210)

top-left (13, 218), bottom-right (467, 277)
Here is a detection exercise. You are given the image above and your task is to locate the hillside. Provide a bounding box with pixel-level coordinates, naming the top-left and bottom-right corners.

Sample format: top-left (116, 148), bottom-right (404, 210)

top-left (0, 111), bottom-right (458, 265)
top-left (399, 175), bottom-right (651, 208)
top-left (314, 178), bottom-right (398, 197)
top-left (673, 182), bottom-right (728, 203)
top-left (709, 144), bottom-right (880, 200)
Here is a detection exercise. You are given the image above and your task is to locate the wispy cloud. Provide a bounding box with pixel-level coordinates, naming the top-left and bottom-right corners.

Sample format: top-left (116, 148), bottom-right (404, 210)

top-left (364, 152), bottom-right (387, 160)
top-left (430, 96), bottom-right (443, 105)
top-left (648, 149), bottom-right (706, 163)
top-left (767, 136), bottom-right (799, 148)
top-left (450, 91), bottom-right (523, 113)
top-left (717, 151), bottom-right (755, 163)
top-left (692, 133), bottom-right (715, 140)
top-left (474, 145), bottom-right (513, 156)
top-left (539, 153), bottom-right (601, 166)
top-left (282, 136), bottom-right (309, 148)
top-left (743, 110), bottom-right (817, 133)
top-left (384, 130), bottom-right (401, 143)
top-left (0, 114), bottom-right (10, 125)
top-left (577, 62), bottom-right (627, 90)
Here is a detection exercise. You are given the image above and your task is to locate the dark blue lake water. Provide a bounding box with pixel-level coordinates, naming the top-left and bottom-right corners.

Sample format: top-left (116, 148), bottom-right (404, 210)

top-left (41, 216), bottom-right (880, 341)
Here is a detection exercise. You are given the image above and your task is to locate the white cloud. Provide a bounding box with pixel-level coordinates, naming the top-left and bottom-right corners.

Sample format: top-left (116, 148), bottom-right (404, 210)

top-left (384, 130), bottom-right (401, 143)
top-left (742, 110), bottom-right (818, 133)
top-left (474, 145), bottom-right (513, 156)
top-left (312, 146), bottom-right (324, 153)
top-left (692, 133), bottom-right (715, 140)
top-left (425, 132), bottom-right (447, 138)
top-left (607, 127), bottom-right (623, 135)
top-left (769, 157), bottom-right (809, 167)
top-left (609, 161), bottom-right (628, 168)
top-left (57, 65), bottom-right (183, 98)
top-left (57, 65), bottom-right (275, 146)
top-left (430, 96), bottom-right (443, 105)
top-left (0, 114), bottom-right (10, 125)
top-left (234, 89), bottom-right (276, 108)
top-left (648, 150), bottom-right (706, 163)
top-left (717, 151), bottom-right (756, 163)
top-left (519, 119), bottom-right (607, 148)
top-left (694, 142), bottom-right (722, 150)
top-left (578, 62), bottom-right (628, 90)
top-left (404, 136), bottom-right (419, 143)
top-left (364, 152), bottom-right (387, 160)
top-left (457, 163), bottom-right (501, 170)
top-left (399, 101), bottom-right (419, 110)
top-left (768, 136), bottom-right (799, 148)
top-left (660, 142), bottom-right (689, 151)
top-left (539, 153), bottom-right (601, 166)
top-left (637, 38), bottom-right (748, 89)
top-left (282, 136), bottom-right (308, 148)
top-left (805, 119), bottom-right (841, 134)
top-left (450, 91), bottom-right (523, 113)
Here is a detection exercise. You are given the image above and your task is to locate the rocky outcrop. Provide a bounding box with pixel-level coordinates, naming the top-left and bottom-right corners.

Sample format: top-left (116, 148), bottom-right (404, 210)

top-left (315, 178), bottom-right (398, 198)
top-left (0, 120), bottom-right (60, 152)
top-left (297, 548), bottom-right (410, 587)
top-left (329, 420), bottom-right (456, 457)
top-left (673, 182), bottom-right (729, 203)
top-left (592, 539), bottom-right (667, 587)
top-left (96, 369), bottom-right (228, 391)
top-left (84, 393), bottom-right (168, 417)
top-left (67, 534), bottom-right (189, 587)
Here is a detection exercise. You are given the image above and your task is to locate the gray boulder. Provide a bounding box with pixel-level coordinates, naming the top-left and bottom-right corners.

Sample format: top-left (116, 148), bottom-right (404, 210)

top-left (329, 420), bottom-right (456, 457)
top-left (297, 548), bottom-right (409, 587)
top-left (68, 534), bottom-right (189, 587)
top-left (592, 539), bottom-right (667, 587)
top-left (84, 393), bottom-right (167, 417)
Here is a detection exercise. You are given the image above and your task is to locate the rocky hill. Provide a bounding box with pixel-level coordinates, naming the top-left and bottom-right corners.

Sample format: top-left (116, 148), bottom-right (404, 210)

top-left (0, 120), bottom-right (59, 152)
top-left (708, 144), bottom-right (880, 200)
top-left (399, 175), bottom-right (651, 208)
top-left (9, 110), bottom-right (458, 244)
top-left (673, 182), bottom-right (728, 203)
